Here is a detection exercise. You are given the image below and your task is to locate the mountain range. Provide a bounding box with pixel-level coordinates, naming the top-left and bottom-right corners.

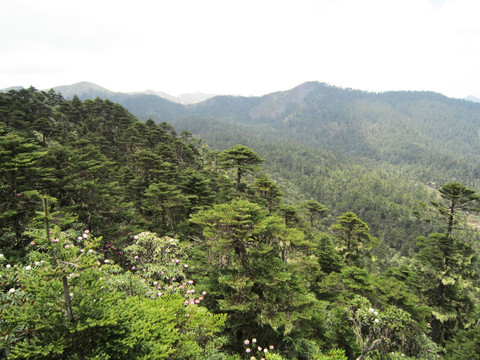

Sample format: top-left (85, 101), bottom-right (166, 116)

top-left (50, 81), bottom-right (215, 105)
top-left (31, 80), bottom-right (480, 187)
top-left (4, 79), bottom-right (480, 253)
top-left (4, 80), bottom-right (480, 191)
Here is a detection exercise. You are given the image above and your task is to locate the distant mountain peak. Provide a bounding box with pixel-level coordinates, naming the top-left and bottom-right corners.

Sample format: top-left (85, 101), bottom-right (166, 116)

top-left (0, 86), bottom-right (24, 92)
top-left (128, 90), bottom-right (216, 104)
top-left (52, 81), bottom-right (114, 99)
top-left (249, 81), bottom-right (319, 119)
top-left (51, 82), bottom-right (215, 104)
top-left (464, 95), bottom-right (480, 103)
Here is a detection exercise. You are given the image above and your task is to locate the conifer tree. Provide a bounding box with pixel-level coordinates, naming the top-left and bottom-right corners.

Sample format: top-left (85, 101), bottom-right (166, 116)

top-left (218, 144), bottom-right (264, 185)
top-left (0, 131), bottom-right (54, 253)
top-left (331, 212), bottom-right (377, 265)
top-left (433, 182), bottom-right (480, 238)
top-left (303, 199), bottom-right (329, 228)
top-left (415, 233), bottom-right (478, 345)
top-left (252, 174), bottom-right (283, 212)
top-left (190, 199), bottom-right (317, 350)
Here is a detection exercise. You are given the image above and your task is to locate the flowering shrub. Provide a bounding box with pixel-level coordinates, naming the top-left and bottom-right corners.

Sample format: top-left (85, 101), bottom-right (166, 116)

top-left (242, 337), bottom-right (279, 360)
top-left (0, 229), bottom-right (226, 359)
top-left (345, 295), bottom-right (422, 359)
top-left (124, 232), bottom-right (188, 279)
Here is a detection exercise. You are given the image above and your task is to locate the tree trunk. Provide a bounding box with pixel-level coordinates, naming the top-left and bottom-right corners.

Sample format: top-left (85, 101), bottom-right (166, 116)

top-left (44, 197), bottom-right (75, 322)
top-left (356, 338), bottom-right (383, 360)
top-left (447, 202), bottom-right (455, 238)
top-left (62, 276), bottom-right (74, 322)
top-left (282, 244), bottom-right (288, 263)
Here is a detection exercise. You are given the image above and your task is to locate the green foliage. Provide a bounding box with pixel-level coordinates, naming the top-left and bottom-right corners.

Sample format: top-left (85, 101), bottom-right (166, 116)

top-left (218, 144), bottom-right (264, 185)
top-left (313, 348), bottom-right (347, 360)
top-left (432, 182), bottom-right (480, 237)
top-left (0, 131), bottom-right (53, 255)
top-left (303, 200), bottom-right (329, 229)
top-left (2, 87), bottom-right (480, 359)
top-left (345, 295), bottom-right (420, 359)
top-left (415, 233), bottom-right (479, 345)
top-left (190, 199), bottom-right (320, 355)
top-left (445, 322), bottom-right (480, 360)
top-left (0, 87), bottom-right (217, 251)
top-left (314, 233), bottom-right (344, 274)
top-left (0, 228), bottom-right (226, 360)
top-left (251, 174), bottom-right (283, 212)
top-left (331, 212), bottom-right (377, 266)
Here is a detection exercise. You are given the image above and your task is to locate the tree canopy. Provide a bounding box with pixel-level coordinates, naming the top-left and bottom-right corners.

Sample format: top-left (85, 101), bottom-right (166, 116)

top-left (0, 87), bottom-right (479, 360)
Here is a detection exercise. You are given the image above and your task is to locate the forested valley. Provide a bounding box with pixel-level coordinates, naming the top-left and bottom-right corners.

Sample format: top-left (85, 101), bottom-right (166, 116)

top-left (1, 86), bottom-right (480, 359)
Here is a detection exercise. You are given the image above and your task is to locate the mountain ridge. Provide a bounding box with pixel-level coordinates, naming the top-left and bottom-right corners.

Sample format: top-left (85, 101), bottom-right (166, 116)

top-left (46, 81), bottom-right (480, 166)
top-left (4, 80), bottom-right (480, 188)
top-left (50, 81), bottom-right (215, 105)
top-left (2, 80), bottom-right (478, 104)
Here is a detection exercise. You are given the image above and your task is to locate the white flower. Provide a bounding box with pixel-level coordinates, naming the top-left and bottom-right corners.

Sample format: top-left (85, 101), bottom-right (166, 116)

top-left (5, 264), bottom-right (11, 269)
top-left (25, 265), bottom-right (31, 270)
top-left (9, 288), bottom-right (15, 293)
top-left (369, 307), bottom-right (374, 313)
top-left (0, 254), bottom-right (4, 259)
top-left (374, 311), bottom-right (378, 315)
top-left (374, 318), bottom-right (380, 323)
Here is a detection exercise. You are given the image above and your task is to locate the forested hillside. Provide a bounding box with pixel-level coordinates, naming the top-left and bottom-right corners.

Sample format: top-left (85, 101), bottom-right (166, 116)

top-left (54, 81), bottom-right (480, 254)
top-left (1, 87), bottom-right (480, 360)
top-left (177, 83), bottom-right (480, 187)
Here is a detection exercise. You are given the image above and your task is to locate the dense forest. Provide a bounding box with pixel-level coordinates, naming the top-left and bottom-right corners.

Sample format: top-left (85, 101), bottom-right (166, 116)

top-left (1, 87), bottom-right (480, 359)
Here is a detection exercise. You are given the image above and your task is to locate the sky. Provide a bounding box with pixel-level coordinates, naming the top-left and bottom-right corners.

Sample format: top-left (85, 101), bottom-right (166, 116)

top-left (2, 0), bottom-right (480, 98)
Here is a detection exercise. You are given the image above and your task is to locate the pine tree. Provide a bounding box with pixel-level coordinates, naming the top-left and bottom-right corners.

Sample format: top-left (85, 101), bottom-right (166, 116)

top-left (415, 233), bottom-right (478, 345)
top-left (303, 199), bottom-right (329, 228)
top-left (433, 182), bottom-right (480, 238)
top-left (218, 144), bottom-right (263, 186)
top-left (331, 212), bottom-right (377, 266)
top-left (0, 131), bottom-right (54, 254)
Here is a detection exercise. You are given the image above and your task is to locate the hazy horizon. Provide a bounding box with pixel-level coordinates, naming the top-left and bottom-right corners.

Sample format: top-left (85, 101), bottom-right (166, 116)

top-left (3, 0), bottom-right (480, 99)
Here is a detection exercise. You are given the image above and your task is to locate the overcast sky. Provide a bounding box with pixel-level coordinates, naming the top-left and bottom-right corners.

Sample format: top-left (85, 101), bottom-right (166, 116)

top-left (2, 0), bottom-right (479, 98)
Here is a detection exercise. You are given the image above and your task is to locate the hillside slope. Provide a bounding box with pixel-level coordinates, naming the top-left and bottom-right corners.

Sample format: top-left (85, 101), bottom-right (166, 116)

top-left (51, 81), bottom-right (480, 189)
